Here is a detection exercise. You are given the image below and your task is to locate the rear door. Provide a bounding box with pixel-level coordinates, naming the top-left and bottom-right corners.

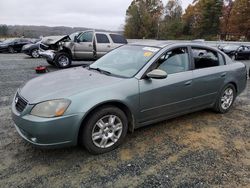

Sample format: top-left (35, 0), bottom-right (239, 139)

top-left (13, 39), bottom-right (22, 51)
top-left (95, 33), bottom-right (112, 58)
top-left (191, 47), bottom-right (227, 107)
top-left (74, 31), bottom-right (94, 59)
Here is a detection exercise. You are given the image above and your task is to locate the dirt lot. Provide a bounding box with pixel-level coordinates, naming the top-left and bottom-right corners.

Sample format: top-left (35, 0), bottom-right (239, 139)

top-left (0, 53), bottom-right (249, 187)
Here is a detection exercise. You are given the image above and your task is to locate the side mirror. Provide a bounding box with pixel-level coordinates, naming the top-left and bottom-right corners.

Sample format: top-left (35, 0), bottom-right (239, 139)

top-left (146, 69), bottom-right (168, 79)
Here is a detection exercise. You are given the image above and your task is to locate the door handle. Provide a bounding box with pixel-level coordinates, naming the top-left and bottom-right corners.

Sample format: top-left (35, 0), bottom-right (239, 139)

top-left (184, 81), bottom-right (192, 86)
top-left (107, 45), bottom-right (111, 48)
top-left (89, 44), bottom-right (92, 47)
top-left (221, 72), bottom-right (226, 77)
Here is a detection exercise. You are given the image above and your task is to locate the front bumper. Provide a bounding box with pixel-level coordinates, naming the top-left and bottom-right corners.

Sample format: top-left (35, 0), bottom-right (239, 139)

top-left (11, 99), bottom-right (84, 148)
top-left (39, 50), bottom-right (55, 61)
top-left (21, 48), bottom-right (30, 55)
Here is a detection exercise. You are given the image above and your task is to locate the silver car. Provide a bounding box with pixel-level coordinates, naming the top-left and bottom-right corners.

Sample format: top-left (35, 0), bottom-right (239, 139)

top-left (12, 42), bottom-right (247, 154)
top-left (39, 30), bottom-right (127, 68)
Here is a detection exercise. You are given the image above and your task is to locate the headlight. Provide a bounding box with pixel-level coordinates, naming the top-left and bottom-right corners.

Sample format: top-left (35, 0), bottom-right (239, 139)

top-left (30, 99), bottom-right (71, 118)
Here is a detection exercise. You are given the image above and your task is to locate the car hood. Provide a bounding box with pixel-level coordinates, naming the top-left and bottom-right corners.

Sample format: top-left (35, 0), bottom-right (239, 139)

top-left (221, 49), bottom-right (234, 53)
top-left (0, 43), bottom-right (8, 46)
top-left (23, 42), bottom-right (39, 49)
top-left (19, 67), bottom-right (124, 104)
top-left (22, 43), bottom-right (33, 49)
top-left (41, 35), bottom-right (70, 45)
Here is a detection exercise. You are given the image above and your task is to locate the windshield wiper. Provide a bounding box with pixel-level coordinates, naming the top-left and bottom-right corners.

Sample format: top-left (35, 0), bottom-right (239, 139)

top-left (87, 66), bottom-right (112, 75)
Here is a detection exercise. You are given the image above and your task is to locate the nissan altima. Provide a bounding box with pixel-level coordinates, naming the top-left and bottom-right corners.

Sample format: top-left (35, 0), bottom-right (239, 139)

top-left (12, 42), bottom-right (247, 154)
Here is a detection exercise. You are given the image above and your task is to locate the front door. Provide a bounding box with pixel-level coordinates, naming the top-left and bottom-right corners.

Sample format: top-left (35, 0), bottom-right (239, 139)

top-left (138, 47), bottom-right (193, 123)
top-left (74, 31), bottom-right (94, 59)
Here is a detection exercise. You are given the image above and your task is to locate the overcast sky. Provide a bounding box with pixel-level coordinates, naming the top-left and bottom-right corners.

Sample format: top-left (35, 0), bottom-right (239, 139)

top-left (0, 0), bottom-right (193, 30)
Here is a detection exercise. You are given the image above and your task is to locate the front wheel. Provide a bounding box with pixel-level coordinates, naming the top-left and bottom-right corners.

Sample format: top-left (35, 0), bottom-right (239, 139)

top-left (81, 106), bottom-right (128, 154)
top-left (54, 52), bottom-right (72, 68)
top-left (213, 84), bottom-right (236, 113)
top-left (31, 49), bottom-right (40, 58)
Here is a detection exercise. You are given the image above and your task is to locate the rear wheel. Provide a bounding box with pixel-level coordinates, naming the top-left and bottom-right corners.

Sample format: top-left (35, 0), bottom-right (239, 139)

top-left (213, 84), bottom-right (236, 113)
top-left (8, 46), bottom-right (14, 53)
top-left (81, 106), bottom-right (128, 154)
top-left (54, 52), bottom-right (72, 68)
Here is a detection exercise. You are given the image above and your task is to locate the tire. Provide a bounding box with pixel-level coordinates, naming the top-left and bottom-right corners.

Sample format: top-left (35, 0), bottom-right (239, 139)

top-left (213, 84), bottom-right (236, 113)
top-left (81, 106), bottom-right (128, 154)
top-left (54, 52), bottom-right (72, 68)
top-left (46, 59), bottom-right (55, 66)
top-left (31, 49), bottom-right (40, 58)
top-left (8, 46), bottom-right (14, 53)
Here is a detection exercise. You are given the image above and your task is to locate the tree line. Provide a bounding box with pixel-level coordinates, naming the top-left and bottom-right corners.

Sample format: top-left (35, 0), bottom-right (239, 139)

top-left (124, 0), bottom-right (250, 41)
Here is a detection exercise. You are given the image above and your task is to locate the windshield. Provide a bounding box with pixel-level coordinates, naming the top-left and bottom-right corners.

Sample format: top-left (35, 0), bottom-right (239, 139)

top-left (223, 45), bottom-right (239, 51)
top-left (2, 39), bottom-right (16, 44)
top-left (69, 32), bottom-right (80, 41)
top-left (89, 45), bottom-right (160, 78)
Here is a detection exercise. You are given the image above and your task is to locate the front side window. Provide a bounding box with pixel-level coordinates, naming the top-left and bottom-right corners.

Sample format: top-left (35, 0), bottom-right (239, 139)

top-left (192, 48), bottom-right (221, 69)
top-left (156, 47), bottom-right (189, 74)
top-left (96, 34), bottom-right (110, 43)
top-left (78, 31), bottom-right (93, 42)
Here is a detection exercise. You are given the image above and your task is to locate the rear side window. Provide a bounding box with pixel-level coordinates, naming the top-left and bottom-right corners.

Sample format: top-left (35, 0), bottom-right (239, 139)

top-left (192, 48), bottom-right (222, 69)
top-left (96, 34), bottom-right (110, 43)
top-left (110, 34), bottom-right (127, 44)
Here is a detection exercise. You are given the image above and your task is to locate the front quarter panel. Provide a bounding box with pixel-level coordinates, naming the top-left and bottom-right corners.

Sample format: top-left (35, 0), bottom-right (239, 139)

top-left (66, 78), bottom-right (140, 129)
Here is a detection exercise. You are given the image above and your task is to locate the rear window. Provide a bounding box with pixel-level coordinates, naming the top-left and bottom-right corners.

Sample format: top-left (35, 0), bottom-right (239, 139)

top-left (110, 34), bottom-right (127, 44)
top-left (96, 34), bottom-right (110, 43)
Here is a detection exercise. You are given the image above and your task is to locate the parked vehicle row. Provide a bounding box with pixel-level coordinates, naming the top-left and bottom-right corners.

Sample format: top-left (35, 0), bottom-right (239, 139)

top-left (218, 45), bottom-right (250, 60)
top-left (0, 38), bottom-right (34, 53)
top-left (12, 42), bottom-right (247, 154)
top-left (39, 30), bottom-right (128, 68)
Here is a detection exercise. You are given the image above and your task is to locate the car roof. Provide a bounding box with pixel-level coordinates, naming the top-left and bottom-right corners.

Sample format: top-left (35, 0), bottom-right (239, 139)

top-left (80, 30), bottom-right (124, 36)
top-left (129, 40), bottom-right (175, 48)
top-left (128, 40), bottom-right (221, 50)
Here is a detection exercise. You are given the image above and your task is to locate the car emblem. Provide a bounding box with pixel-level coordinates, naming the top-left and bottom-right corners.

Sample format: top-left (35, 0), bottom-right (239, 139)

top-left (15, 97), bottom-right (19, 104)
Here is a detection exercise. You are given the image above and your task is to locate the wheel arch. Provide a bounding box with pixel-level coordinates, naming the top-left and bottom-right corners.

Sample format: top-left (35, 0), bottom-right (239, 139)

top-left (227, 81), bottom-right (238, 94)
top-left (59, 47), bottom-right (73, 59)
top-left (77, 100), bottom-right (135, 144)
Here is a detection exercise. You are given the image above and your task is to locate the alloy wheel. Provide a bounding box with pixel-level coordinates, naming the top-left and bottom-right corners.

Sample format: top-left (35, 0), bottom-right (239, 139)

top-left (31, 49), bottom-right (39, 58)
top-left (221, 87), bottom-right (234, 110)
top-left (91, 115), bottom-right (123, 148)
top-left (58, 55), bottom-right (69, 67)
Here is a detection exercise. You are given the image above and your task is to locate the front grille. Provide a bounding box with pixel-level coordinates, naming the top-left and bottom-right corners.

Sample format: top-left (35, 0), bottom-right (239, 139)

top-left (15, 93), bottom-right (28, 113)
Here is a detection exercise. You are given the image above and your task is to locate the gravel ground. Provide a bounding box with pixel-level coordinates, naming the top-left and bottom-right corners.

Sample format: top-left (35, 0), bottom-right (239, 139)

top-left (0, 53), bottom-right (249, 188)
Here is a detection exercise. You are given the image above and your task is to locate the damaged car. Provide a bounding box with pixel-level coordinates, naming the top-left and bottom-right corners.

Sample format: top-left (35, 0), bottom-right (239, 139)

top-left (39, 30), bottom-right (128, 68)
